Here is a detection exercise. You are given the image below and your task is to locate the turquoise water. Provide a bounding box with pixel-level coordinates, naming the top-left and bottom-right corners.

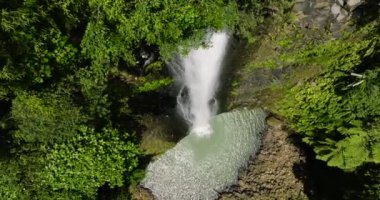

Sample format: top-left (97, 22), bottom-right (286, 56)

top-left (141, 109), bottom-right (267, 200)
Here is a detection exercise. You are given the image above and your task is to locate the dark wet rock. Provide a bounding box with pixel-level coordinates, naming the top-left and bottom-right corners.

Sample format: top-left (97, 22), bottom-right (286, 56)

top-left (337, 0), bottom-right (345, 6)
top-left (347, 0), bottom-right (365, 10)
top-left (291, 0), bottom-right (371, 37)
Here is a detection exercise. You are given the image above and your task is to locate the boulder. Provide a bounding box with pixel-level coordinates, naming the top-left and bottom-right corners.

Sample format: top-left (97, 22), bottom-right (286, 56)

top-left (346, 0), bottom-right (365, 11)
top-left (331, 3), bottom-right (342, 16)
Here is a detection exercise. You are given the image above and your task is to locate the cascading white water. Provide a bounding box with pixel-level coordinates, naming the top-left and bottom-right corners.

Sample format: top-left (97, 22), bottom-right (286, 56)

top-left (142, 32), bottom-right (267, 200)
top-left (170, 32), bottom-right (230, 136)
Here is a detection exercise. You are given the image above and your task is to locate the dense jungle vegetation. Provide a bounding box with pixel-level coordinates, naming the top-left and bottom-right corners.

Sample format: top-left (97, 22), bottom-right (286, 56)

top-left (276, 8), bottom-right (380, 198)
top-left (0, 0), bottom-right (379, 199)
top-left (0, 0), bottom-right (289, 199)
top-left (238, 2), bottom-right (380, 196)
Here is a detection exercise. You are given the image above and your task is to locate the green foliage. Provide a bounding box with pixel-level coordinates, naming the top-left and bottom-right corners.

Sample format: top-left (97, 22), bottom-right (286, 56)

top-left (11, 92), bottom-right (84, 143)
top-left (236, 0), bottom-right (295, 43)
top-left (1, 126), bottom-right (141, 200)
top-left (0, 161), bottom-right (29, 200)
top-left (279, 19), bottom-right (380, 171)
top-left (82, 0), bottom-right (239, 62)
top-left (31, 126), bottom-right (140, 199)
top-left (361, 164), bottom-right (380, 198)
top-left (76, 65), bottom-right (111, 120)
top-left (136, 78), bottom-right (173, 93)
top-left (1, 9), bottom-right (77, 85)
top-left (24, 28), bottom-right (78, 83)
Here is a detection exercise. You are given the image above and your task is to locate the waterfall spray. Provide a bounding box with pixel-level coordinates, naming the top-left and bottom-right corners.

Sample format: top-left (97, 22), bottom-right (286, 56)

top-left (170, 32), bottom-right (230, 136)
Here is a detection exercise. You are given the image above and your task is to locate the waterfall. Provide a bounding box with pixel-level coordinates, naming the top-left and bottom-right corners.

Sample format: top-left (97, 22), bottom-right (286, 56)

top-left (170, 32), bottom-right (230, 136)
top-left (141, 32), bottom-right (267, 200)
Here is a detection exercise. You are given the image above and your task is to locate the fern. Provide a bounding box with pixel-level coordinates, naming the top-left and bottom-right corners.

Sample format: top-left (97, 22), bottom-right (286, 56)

top-left (279, 16), bottom-right (380, 171)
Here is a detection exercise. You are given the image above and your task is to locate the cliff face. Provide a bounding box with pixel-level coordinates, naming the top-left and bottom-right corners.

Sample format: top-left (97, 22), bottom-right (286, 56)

top-left (227, 1), bottom-right (372, 111)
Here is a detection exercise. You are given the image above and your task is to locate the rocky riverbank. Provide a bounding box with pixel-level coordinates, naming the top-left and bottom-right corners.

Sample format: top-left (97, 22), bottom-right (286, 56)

top-left (219, 117), bottom-right (308, 200)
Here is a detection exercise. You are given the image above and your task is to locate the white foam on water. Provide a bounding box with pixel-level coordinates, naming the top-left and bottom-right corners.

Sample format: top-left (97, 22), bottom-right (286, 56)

top-left (141, 109), bottom-right (267, 200)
